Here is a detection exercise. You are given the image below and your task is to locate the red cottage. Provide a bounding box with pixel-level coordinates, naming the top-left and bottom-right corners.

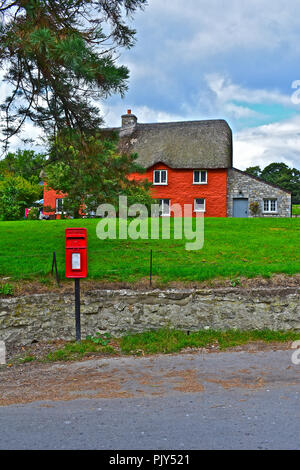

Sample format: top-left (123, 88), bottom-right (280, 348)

top-left (44, 111), bottom-right (291, 218)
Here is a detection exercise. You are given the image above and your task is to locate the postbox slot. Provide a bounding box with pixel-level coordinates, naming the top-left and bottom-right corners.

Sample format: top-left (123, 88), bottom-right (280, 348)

top-left (66, 238), bottom-right (85, 241)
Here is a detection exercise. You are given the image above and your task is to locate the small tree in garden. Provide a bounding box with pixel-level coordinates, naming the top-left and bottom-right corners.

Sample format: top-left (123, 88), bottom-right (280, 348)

top-left (0, 150), bottom-right (47, 183)
top-left (27, 207), bottom-right (40, 220)
top-left (249, 201), bottom-right (260, 217)
top-left (45, 130), bottom-right (153, 218)
top-left (0, 174), bottom-right (42, 220)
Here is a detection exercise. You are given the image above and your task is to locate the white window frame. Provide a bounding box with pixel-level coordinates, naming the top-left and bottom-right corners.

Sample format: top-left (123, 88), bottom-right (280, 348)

top-left (56, 198), bottom-right (64, 214)
top-left (159, 199), bottom-right (170, 216)
top-left (194, 198), bottom-right (206, 212)
top-left (263, 199), bottom-right (278, 213)
top-left (153, 169), bottom-right (168, 185)
top-left (193, 170), bottom-right (207, 184)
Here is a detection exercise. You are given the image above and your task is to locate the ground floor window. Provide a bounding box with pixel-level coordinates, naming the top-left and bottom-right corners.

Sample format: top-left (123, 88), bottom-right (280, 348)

top-left (194, 198), bottom-right (206, 212)
top-left (56, 198), bottom-right (64, 213)
top-left (263, 199), bottom-right (277, 213)
top-left (159, 199), bottom-right (170, 216)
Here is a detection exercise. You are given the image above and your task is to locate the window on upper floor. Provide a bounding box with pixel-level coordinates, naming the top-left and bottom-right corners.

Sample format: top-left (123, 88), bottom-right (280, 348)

top-left (193, 170), bottom-right (207, 184)
top-left (194, 198), bottom-right (206, 212)
top-left (153, 169), bottom-right (168, 185)
top-left (263, 199), bottom-right (277, 213)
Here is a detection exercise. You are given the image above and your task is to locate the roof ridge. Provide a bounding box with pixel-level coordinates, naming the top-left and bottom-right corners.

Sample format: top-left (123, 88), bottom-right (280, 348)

top-left (102, 118), bottom-right (230, 132)
top-left (136, 119), bottom-right (229, 127)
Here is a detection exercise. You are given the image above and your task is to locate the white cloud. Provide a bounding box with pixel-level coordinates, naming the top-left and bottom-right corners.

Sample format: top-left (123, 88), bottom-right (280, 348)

top-left (224, 103), bottom-right (263, 119)
top-left (100, 102), bottom-right (185, 127)
top-left (205, 73), bottom-right (292, 106)
top-left (142, 0), bottom-right (300, 61)
top-left (234, 115), bottom-right (300, 170)
top-left (177, 73), bottom-right (295, 124)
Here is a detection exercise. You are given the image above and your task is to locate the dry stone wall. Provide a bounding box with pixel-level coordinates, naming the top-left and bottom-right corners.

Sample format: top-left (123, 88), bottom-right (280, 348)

top-left (0, 288), bottom-right (299, 345)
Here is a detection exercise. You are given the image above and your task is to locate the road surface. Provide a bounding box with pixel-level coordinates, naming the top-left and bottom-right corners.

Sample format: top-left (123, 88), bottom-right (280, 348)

top-left (0, 348), bottom-right (299, 449)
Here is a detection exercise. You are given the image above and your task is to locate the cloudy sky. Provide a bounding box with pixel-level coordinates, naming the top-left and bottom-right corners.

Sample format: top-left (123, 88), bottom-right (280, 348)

top-left (102, 0), bottom-right (300, 170)
top-left (3, 0), bottom-right (300, 170)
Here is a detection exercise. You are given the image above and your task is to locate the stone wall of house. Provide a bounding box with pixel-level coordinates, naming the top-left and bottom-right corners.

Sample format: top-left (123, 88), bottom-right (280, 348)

top-left (0, 287), bottom-right (300, 345)
top-left (227, 168), bottom-right (291, 217)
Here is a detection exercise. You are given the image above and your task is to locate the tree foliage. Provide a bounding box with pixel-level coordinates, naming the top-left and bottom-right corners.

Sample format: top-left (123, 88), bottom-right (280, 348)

top-left (244, 166), bottom-right (261, 178)
top-left (0, 173), bottom-right (41, 220)
top-left (45, 130), bottom-right (153, 218)
top-left (0, 149), bottom-right (45, 219)
top-left (0, 0), bottom-right (147, 149)
top-left (245, 162), bottom-right (300, 204)
top-left (0, 149), bottom-right (47, 182)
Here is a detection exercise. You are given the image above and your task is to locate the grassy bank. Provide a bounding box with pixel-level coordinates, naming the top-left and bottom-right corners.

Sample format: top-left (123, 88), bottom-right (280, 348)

top-left (7, 328), bottom-right (300, 365)
top-left (120, 328), bottom-right (300, 354)
top-left (0, 217), bottom-right (299, 283)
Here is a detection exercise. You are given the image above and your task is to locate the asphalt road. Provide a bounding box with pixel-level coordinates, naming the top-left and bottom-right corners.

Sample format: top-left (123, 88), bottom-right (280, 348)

top-left (0, 348), bottom-right (300, 450)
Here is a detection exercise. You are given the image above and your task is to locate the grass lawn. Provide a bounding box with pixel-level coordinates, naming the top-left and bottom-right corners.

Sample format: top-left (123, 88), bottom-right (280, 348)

top-left (0, 217), bottom-right (299, 283)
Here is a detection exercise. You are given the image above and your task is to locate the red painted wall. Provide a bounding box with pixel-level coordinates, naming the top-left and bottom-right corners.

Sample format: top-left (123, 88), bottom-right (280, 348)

top-left (43, 183), bottom-right (66, 219)
top-left (129, 163), bottom-right (227, 217)
top-left (43, 164), bottom-right (228, 218)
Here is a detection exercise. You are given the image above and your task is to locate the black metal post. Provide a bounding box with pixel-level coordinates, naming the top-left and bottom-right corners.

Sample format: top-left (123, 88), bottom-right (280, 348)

top-left (51, 251), bottom-right (55, 275)
top-left (74, 278), bottom-right (81, 342)
top-left (51, 251), bottom-right (60, 287)
top-left (150, 249), bottom-right (153, 287)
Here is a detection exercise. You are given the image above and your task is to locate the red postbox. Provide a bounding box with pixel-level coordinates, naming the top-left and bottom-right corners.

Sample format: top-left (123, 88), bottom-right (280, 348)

top-left (65, 228), bottom-right (87, 278)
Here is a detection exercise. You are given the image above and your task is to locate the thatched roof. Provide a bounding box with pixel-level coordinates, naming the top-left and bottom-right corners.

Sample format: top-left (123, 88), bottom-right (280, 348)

top-left (113, 117), bottom-right (232, 169)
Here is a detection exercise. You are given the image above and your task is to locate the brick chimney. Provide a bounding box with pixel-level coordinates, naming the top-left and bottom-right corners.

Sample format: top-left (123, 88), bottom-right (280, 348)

top-left (121, 109), bottom-right (137, 130)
